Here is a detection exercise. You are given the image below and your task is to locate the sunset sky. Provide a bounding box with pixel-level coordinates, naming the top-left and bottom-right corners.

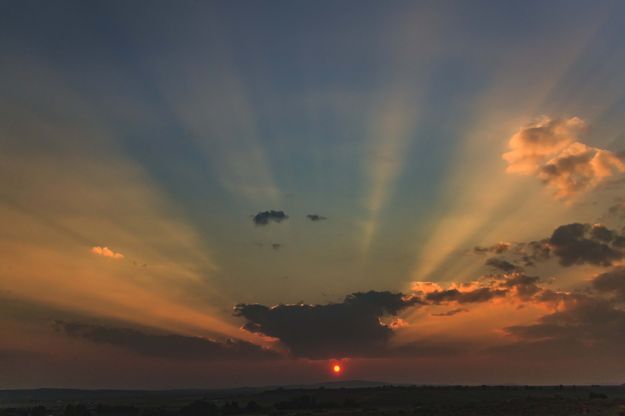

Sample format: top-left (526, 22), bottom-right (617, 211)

top-left (2, 0), bottom-right (625, 388)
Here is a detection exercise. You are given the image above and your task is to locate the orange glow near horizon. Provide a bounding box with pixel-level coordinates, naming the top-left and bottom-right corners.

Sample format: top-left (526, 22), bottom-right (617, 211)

top-left (332, 364), bottom-right (342, 374)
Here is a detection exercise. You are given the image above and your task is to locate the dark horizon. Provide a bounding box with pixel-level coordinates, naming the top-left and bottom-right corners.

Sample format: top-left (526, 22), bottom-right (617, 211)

top-left (3, 384), bottom-right (625, 416)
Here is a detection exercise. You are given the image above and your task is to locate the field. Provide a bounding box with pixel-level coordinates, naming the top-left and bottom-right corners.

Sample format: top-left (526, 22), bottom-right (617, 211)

top-left (2, 384), bottom-right (625, 416)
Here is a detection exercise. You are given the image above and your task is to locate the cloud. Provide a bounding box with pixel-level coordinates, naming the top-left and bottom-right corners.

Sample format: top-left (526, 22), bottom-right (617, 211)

top-left (231, 216), bottom-right (625, 362)
top-left (512, 240), bottom-right (552, 267)
top-left (306, 214), bottom-right (327, 222)
top-left (415, 273), bottom-right (543, 305)
top-left (500, 274), bottom-right (542, 299)
top-left (252, 210), bottom-right (288, 226)
top-left (488, 266), bottom-right (625, 358)
top-left (607, 197), bottom-right (625, 218)
top-left (548, 223), bottom-right (623, 266)
top-left (425, 287), bottom-right (508, 304)
top-left (54, 321), bottom-right (279, 361)
top-left (477, 222), bottom-right (625, 268)
top-left (233, 274), bottom-right (555, 360)
top-left (252, 242), bottom-right (283, 250)
top-left (431, 308), bottom-right (468, 317)
top-left (503, 117), bottom-right (625, 197)
top-left (592, 267), bottom-right (625, 300)
top-left (474, 242), bottom-right (511, 255)
top-left (90, 246), bottom-right (124, 259)
top-left (502, 294), bottom-right (625, 348)
top-left (234, 291), bottom-right (422, 359)
top-left (475, 241), bottom-right (550, 267)
top-left (485, 257), bottom-right (523, 273)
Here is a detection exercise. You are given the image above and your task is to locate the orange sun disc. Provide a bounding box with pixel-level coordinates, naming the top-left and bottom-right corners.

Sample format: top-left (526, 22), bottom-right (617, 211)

top-left (332, 364), bottom-right (342, 374)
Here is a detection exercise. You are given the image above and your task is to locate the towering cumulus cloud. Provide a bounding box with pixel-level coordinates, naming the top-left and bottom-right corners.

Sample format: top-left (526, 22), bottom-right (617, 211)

top-left (503, 117), bottom-right (625, 197)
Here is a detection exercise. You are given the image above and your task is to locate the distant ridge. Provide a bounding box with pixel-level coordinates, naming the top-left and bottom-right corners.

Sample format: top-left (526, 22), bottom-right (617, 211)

top-left (271, 380), bottom-right (393, 390)
top-left (0, 380), bottom-right (393, 402)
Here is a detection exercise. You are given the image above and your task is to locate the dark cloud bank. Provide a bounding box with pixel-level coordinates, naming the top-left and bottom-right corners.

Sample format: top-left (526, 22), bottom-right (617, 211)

top-left (232, 222), bottom-right (625, 360)
top-left (51, 222), bottom-right (625, 363)
top-left (233, 269), bottom-right (625, 360)
top-left (54, 321), bottom-right (279, 361)
top-left (498, 270), bottom-right (625, 358)
top-left (234, 291), bottom-right (422, 359)
top-left (232, 272), bottom-right (551, 359)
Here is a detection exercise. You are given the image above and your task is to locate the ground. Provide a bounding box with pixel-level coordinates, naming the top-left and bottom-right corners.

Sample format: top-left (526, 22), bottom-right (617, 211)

top-left (2, 385), bottom-right (625, 416)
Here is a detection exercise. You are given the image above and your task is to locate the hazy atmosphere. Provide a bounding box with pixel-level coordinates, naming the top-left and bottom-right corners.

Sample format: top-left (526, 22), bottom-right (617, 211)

top-left (2, 0), bottom-right (625, 389)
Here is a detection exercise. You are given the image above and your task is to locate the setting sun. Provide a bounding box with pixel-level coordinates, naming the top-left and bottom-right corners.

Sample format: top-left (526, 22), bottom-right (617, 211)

top-left (332, 364), bottom-right (342, 374)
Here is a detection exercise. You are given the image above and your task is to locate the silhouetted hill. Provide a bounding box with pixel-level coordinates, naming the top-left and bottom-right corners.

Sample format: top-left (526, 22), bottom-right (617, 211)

top-left (0, 380), bottom-right (393, 402)
top-left (274, 379), bottom-right (392, 390)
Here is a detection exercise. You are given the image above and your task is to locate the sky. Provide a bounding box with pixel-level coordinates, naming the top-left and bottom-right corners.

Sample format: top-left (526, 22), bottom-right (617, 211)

top-left (2, 0), bottom-right (625, 388)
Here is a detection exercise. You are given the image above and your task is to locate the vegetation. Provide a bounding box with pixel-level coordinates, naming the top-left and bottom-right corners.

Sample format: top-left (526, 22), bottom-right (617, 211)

top-left (2, 385), bottom-right (625, 416)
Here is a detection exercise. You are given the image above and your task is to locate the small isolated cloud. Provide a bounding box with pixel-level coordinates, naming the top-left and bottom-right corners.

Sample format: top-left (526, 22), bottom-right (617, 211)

top-left (503, 117), bottom-right (625, 198)
top-left (306, 214), bottom-right (327, 222)
top-left (54, 321), bottom-right (279, 361)
top-left (253, 242), bottom-right (283, 250)
top-left (431, 308), bottom-right (468, 317)
top-left (90, 246), bottom-right (124, 259)
top-left (252, 210), bottom-right (288, 226)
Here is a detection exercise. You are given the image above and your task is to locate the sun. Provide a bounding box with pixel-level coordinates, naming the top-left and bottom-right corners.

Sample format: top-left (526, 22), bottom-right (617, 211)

top-left (332, 364), bottom-right (342, 374)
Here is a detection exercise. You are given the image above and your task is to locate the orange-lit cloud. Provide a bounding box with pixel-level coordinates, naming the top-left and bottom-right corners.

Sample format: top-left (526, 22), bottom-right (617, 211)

top-left (503, 117), bottom-right (625, 198)
top-left (90, 246), bottom-right (124, 259)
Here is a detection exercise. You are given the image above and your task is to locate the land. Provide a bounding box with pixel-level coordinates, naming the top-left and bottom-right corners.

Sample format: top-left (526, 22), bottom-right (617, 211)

top-left (2, 383), bottom-right (625, 416)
